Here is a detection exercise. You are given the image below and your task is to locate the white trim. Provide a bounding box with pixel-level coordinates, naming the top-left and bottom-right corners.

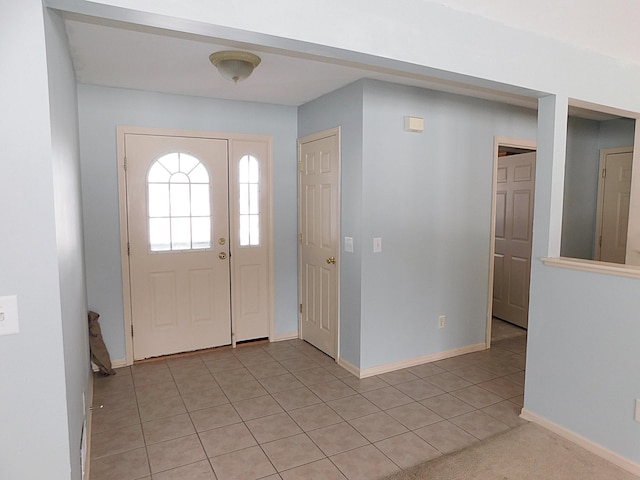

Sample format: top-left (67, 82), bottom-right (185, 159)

top-left (116, 126), bottom-right (134, 366)
top-left (110, 358), bottom-right (128, 369)
top-left (487, 137), bottom-right (536, 345)
top-left (594, 146), bottom-right (634, 261)
top-left (348, 343), bottom-right (486, 379)
top-left (266, 140), bottom-right (276, 345)
top-left (520, 409), bottom-right (640, 477)
top-left (91, 358), bottom-right (127, 372)
top-left (568, 99), bottom-right (640, 121)
top-left (541, 256), bottom-right (640, 279)
top-left (270, 332), bottom-right (299, 342)
top-left (627, 123), bottom-right (640, 266)
top-left (116, 126), bottom-right (275, 366)
top-left (337, 357), bottom-right (360, 378)
top-left (85, 374), bottom-right (94, 480)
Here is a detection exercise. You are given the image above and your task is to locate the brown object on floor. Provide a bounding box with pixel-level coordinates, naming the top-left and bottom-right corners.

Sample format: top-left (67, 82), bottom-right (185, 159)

top-left (89, 311), bottom-right (115, 375)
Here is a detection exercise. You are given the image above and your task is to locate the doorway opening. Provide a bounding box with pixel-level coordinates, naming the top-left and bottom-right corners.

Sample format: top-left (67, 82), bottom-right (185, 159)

top-left (594, 146), bottom-right (633, 263)
top-left (487, 138), bottom-right (536, 347)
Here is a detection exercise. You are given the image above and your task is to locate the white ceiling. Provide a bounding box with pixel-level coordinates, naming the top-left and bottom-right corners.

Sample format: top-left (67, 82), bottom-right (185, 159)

top-left (61, 11), bottom-right (631, 121)
top-left (63, 15), bottom-right (540, 110)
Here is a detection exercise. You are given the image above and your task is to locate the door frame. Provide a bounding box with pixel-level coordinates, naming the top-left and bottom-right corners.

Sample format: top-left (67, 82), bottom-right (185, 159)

top-left (594, 146), bottom-right (633, 261)
top-left (486, 137), bottom-right (536, 346)
top-left (297, 127), bottom-right (341, 361)
top-left (117, 126), bottom-right (274, 365)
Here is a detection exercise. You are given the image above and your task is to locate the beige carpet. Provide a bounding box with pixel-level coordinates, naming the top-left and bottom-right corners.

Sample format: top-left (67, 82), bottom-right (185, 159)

top-left (385, 423), bottom-right (639, 480)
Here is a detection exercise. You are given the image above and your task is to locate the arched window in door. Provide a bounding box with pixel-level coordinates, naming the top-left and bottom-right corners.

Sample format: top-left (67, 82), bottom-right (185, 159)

top-left (238, 154), bottom-right (260, 246)
top-left (147, 152), bottom-right (211, 251)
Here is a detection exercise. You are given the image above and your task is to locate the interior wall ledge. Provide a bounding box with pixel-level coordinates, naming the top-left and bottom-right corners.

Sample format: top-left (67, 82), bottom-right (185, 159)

top-left (541, 256), bottom-right (640, 280)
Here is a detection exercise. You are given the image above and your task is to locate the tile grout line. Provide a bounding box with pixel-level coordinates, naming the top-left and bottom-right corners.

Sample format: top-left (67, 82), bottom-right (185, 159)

top-left (91, 331), bottom-right (526, 479)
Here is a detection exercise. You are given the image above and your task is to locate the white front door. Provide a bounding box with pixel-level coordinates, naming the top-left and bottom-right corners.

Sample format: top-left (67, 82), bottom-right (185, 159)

top-left (596, 148), bottom-right (633, 264)
top-left (125, 133), bottom-right (231, 359)
top-left (298, 129), bottom-right (340, 358)
top-left (492, 151), bottom-right (536, 329)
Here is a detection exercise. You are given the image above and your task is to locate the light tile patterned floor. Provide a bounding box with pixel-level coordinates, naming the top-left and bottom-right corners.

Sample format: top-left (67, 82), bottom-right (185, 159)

top-left (90, 319), bottom-right (526, 480)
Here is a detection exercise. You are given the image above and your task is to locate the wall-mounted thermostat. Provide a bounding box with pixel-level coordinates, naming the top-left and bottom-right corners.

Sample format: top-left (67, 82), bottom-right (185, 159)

top-left (404, 116), bottom-right (424, 133)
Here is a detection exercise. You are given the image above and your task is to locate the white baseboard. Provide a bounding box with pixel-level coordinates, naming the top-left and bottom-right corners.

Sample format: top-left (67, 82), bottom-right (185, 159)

top-left (91, 358), bottom-right (128, 372)
top-left (111, 358), bottom-right (128, 368)
top-left (336, 343), bottom-right (487, 379)
top-left (270, 332), bottom-right (299, 342)
top-left (337, 357), bottom-right (360, 377)
top-left (358, 343), bottom-right (487, 379)
top-left (520, 408), bottom-right (640, 476)
top-left (84, 373), bottom-right (94, 480)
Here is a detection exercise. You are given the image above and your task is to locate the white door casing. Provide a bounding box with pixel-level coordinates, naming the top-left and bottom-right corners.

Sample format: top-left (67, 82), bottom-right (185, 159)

top-left (126, 133), bottom-right (231, 360)
top-left (298, 128), bottom-right (340, 359)
top-left (492, 151), bottom-right (536, 330)
top-left (118, 127), bottom-right (274, 364)
top-left (595, 147), bottom-right (633, 264)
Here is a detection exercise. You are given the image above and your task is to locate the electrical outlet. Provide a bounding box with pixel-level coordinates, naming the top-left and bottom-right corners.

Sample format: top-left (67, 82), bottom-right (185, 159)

top-left (438, 315), bottom-right (446, 328)
top-left (635, 399), bottom-right (640, 422)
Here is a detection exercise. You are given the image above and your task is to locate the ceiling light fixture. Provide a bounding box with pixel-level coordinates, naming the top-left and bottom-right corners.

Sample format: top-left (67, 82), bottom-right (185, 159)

top-left (209, 50), bottom-right (261, 83)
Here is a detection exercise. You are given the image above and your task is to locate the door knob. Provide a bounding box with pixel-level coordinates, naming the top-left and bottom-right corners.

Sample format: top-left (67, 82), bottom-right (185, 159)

top-left (218, 252), bottom-right (227, 260)
top-left (326, 256), bottom-right (336, 265)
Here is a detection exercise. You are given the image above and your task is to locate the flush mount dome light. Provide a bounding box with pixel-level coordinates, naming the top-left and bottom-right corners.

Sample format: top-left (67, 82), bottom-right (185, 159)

top-left (209, 50), bottom-right (261, 83)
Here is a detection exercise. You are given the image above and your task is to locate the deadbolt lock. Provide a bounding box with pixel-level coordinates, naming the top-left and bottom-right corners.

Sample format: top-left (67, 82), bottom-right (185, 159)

top-left (218, 238), bottom-right (226, 246)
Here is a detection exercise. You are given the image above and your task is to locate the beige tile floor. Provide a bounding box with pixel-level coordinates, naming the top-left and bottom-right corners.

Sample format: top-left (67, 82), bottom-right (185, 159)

top-left (89, 319), bottom-right (527, 480)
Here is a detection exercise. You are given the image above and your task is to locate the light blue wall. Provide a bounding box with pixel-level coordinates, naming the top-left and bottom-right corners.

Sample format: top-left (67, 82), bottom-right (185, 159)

top-left (527, 264), bottom-right (640, 462)
top-left (298, 81), bottom-right (365, 367)
top-left (530, 97), bottom-right (640, 465)
top-left (562, 117), bottom-right (635, 259)
top-left (599, 118), bottom-right (636, 150)
top-left (15, 0), bottom-right (640, 470)
top-left (78, 86), bottom-right (298, 361)
top-left (46, 9), bottom-right (91, 480)
top-left (359, 80), bottom-right (537, 369)
top-left (300, 79), bottom-right (538, 369)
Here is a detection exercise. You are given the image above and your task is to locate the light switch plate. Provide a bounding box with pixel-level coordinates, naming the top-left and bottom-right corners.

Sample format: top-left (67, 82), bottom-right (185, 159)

top-left (345, 236), bottom-right (354, 253)
top-left (373, 237), bottom-right (382, 253)
top-left (0, 295), bottom-right (19, 336)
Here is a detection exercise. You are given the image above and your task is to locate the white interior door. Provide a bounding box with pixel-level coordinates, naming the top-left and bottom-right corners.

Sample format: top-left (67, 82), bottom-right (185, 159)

top-left (126, 134), bottom-right (231, 359)
top-left (596, 148), bottom-right (633, 264)
top-left (492, 151), bottom-right (536, 329)
top-left (298, 129), bottom-right (340, 358)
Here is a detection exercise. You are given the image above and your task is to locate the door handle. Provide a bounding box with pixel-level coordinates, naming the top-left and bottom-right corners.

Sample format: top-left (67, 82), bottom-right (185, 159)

top-left (218, 252), bottom-right (227, 260)
top-left (326, 256), bottom-right (336, 265)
